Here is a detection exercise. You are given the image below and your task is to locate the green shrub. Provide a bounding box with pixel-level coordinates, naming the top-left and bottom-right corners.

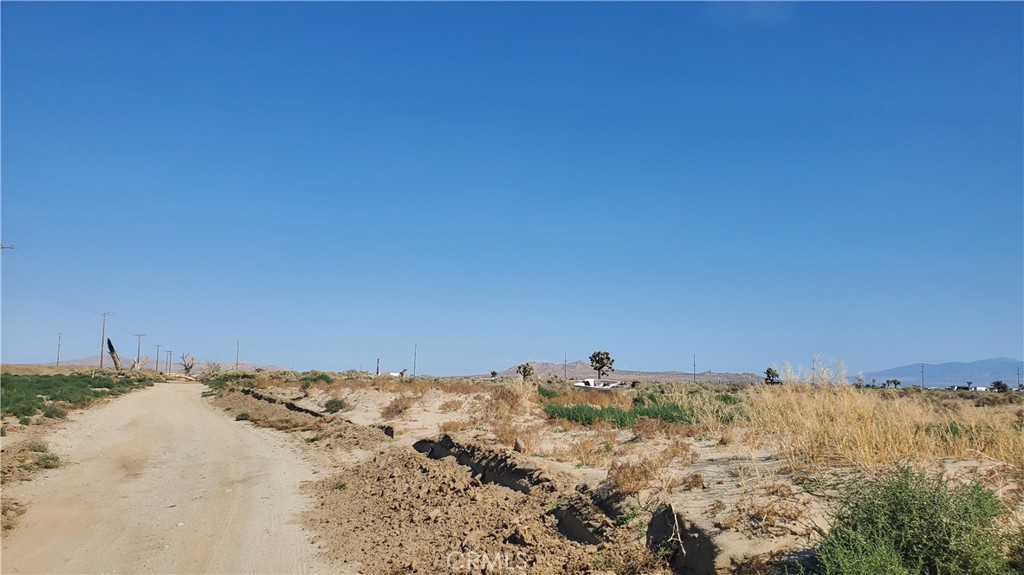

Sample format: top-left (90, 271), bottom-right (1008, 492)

top-left (301, 371), bottom-right (334, 385)
top-left (18, 416), bottom-right (31, 426)
top-left (36, 453), bottom-right (60, 469)
top-left (42, 403), bottom-right (67, 419)
top-left (815, 466), bottom-right (1009, 575)
top-left (323, 398), bottom-right (347, 413)
top-left (235, 412), bottom-right (251, 421)
top-left (23, 440), bottom-right (48, 453)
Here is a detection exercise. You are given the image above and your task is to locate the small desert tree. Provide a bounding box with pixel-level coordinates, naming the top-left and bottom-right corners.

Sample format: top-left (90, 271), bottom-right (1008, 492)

top-left (179, 353), bottom-right (196, 376)
top-left (854, 374), bottom-right (865, 388)
top-left (886, 379), bottom-right (901, 389)
top-left (764, 367), bottom-right (780, 385)
top-left (991, 380), bottom-right (1009, 393)
top-left (516, 363), bottom-right (534, 380)
top-left (490, 370), bottom-right (498, 378)
top-left (590, 351), bottom-right (614, 379)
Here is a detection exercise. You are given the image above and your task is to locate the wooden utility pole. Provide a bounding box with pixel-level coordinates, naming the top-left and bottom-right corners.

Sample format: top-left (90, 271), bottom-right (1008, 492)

top-left (413, 344), bottom-right (417, 377)
top-left (692, 355), bottom-right (696, 384)
top-left (97, 312), bottom-right (113, 368)
top-left (133, 333), bottom-right (146, 365)
top-left (166, 350), bottom-right (173, 373)
top-left (921, 364), bottom-right (925, 388)
top-left (154, 344), bottom-right (162, 371)
top-left (56, 333), bottom-right (62, 367)
top-left (235, 340), bottom-right (240, 371)
top-left (376, 357), bottom-right (380, 376)
top-left (564, 350), bottom-right (567, 379)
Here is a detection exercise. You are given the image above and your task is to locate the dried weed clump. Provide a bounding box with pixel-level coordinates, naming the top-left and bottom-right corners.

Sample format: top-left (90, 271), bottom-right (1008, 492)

top-left (744, 382), bottom-right (1024, 472)
top-left (380, 395), bottom-right (419, 419)
top-left (606, 438), bottom-right (698, 495)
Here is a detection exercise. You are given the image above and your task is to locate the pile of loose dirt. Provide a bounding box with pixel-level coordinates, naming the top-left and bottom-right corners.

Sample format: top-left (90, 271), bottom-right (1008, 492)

top-left (210, 389), bottom-right (320, 430)
top-left (305, 446), bottom-right (667, 574)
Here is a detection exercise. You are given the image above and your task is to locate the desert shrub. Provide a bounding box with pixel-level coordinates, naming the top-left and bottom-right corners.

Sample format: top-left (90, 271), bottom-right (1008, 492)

top-left (381, 395), bottom-right (417, 419)
top-left (323, 398), bottom-right (347, 413)
top-left (607, 457), bottom-right (658, 495)
top-left (42, 403), bottom-right (67, 419)
top-left (439, 399), bottom-right (463, 412)
top-left (202, 371), bottom-right (258, 390)
top-left (235, 412), bottom-right (251, 421)
top-left (814, 466), bottom-right (1009, 575)
top-left (0, 426), bottom-right (5, 437)
top-left (23, 440), bottom-right (48, 453)
top-left (301, 370), bottom-right (334, 385)
top-left (18, 416), bottom-right (31, 426)
top-left (36, 453), bottom-right (60, 469)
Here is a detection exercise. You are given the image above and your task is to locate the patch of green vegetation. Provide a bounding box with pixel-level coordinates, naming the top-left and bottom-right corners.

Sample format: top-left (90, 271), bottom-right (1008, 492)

top-left (1, 373), bottom-right (155, 417)
top-left (813, 466), bottom-right (1010, 575)
top-left (923, 421), bottom-right (995, 444)
top-left (36, 453), bottom-right (60, 469)
top-left (537, 385), bottom-right (562, 399)
top-left (23, 440), bottom-right (48, 453)
top-left (301, 370), bottom-right (334, 385)
top-left (235, 412), bottom-right (251, 421)
top-left (323, 398), bottom-right (347, 413)
top-left (41, 403), bottom-right (67, 419)
top-left (201, 371), bottom-right (258, 390)
top-left (542, 398), bottom-right (692, 427)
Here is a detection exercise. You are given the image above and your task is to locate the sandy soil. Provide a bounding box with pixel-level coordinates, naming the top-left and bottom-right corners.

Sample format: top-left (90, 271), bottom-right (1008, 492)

top-left (0, 382), bottom-right (340, 574)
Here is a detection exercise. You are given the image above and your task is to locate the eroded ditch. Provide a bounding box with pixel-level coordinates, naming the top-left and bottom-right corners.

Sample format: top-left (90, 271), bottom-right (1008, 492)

top-left (227, 387), bottom-right (718, 574)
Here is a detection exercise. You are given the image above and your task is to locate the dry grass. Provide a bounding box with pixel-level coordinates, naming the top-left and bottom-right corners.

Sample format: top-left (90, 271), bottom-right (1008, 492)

top-left (606, 438), bottom-right (698, 495)
top-left (439, 418), bottom-right (476, 434)
top-left (607, 458), bottom-right (659, 495)
top-left (380, 395), bottom-right (418, 419)
top-left (553, 430), bottom-right (620, 467)
top-left (439, 399), bottom-right (463, 412)
top-left (545, 389), bottom-right (633, 410)
top-left (744, 383), bottom-right (1024, 473)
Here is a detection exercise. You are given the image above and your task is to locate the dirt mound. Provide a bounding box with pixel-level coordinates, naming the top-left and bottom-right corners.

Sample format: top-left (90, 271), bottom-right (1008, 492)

top-left (305, 443), bottom-right (669, 574)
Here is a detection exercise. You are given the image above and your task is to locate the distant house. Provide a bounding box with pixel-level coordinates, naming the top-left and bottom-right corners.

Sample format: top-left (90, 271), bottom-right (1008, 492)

top-left (971, 385), bottom-right (989, 392)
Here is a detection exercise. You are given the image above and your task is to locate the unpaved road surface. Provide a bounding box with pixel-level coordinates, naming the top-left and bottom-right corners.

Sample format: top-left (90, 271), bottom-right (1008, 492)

top-left (1, 383), bottom-right (338, 574)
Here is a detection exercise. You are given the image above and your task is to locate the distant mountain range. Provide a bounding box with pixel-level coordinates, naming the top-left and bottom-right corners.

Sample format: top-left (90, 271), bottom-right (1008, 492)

top-left (862, 358), bottom-right (1023, 388)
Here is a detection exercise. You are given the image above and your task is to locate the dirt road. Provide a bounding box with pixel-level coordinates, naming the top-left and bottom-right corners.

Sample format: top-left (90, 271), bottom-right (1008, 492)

top-left (1, 382), bottom-right (339, 574)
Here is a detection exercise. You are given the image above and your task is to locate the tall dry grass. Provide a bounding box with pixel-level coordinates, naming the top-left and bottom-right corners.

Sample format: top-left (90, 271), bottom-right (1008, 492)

top-left (744, 383), bottom-right (1024, 472)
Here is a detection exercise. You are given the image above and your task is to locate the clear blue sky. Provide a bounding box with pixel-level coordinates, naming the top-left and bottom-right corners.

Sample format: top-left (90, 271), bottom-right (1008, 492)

top-left (2, 2), bottom-right (1021, 376)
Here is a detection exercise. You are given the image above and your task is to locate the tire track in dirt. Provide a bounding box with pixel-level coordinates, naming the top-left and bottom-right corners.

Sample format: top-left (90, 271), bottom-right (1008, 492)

top-left (0, 382), bottom-right (340, 574)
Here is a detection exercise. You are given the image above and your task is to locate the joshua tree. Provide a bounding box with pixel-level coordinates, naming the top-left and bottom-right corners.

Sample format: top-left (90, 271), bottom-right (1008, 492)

top-left (764, 367), bottom-right (781, 385)
top-left (590, 351), bottom-right (614, 379)
top-left (179, 353), bottom-right (196, 376)
top-left (490, 370), bottom-right (498, 378)
top-left (854, 374), bottom-right (865, 388)
top-left (516, 363), bottom-right (534, 380)
top-left (886, 379), bottom-right (901, 389)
